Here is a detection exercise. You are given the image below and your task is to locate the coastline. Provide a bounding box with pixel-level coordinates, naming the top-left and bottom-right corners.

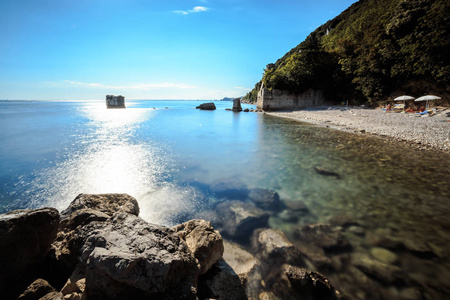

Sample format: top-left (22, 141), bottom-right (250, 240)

top-left (265, 106), bottom-right (450, 153)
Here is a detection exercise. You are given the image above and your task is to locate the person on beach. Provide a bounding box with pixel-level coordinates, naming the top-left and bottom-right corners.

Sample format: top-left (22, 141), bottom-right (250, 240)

top-left (419, 105), bottom-right (425, 113)
top-left (386, 104), bottom-right (391, 112)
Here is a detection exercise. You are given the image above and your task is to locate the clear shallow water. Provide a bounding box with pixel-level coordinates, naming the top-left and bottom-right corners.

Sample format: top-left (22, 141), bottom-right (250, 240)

top-left (1, 100), bottom-right (450, 299)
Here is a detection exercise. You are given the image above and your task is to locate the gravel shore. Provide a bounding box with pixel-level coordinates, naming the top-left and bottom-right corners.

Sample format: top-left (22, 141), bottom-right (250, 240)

top-left (267, 106), bottom-right (450, 152)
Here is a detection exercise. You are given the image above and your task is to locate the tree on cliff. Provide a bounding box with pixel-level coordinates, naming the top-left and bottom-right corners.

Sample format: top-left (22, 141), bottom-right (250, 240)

top-left (244, 0), bottom-right (449, 105)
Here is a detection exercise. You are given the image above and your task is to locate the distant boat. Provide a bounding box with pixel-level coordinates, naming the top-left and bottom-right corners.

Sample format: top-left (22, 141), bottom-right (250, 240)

top-left (106, 95), bottom-right (126, 108)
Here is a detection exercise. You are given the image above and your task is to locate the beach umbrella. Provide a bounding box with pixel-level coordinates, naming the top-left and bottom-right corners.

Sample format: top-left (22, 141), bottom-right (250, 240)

top-left (394, 95), bottom-right (415, 105)
top-left (415, 95), bottom-right (441, 109)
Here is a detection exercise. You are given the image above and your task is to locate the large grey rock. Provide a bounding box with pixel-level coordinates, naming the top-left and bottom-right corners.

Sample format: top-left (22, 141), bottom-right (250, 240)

top-left (216, 201), bottom-right (269, 241)
top-left (48, 209), bottom-right (110, 284)
top-left (172, 219), bottom-right (224, 275)
top-left (0, 208), bottom-right (60, 299)
top-left (196, 102), bottom-right (216, 110)
top-left (251, 228), bottom-right (303, 269)
top-left (223, 241), bottom-right (261, 299)
top-left (78, 213), bottom-right (198, 299)
top-left (247, 188), bottom-right (281, 211)
top-left (61, 193), bottom-right (139, 219)
top-left (18, 279), bottom-right (56, 300)
top-left (198, 259), bottom-right (247, 300)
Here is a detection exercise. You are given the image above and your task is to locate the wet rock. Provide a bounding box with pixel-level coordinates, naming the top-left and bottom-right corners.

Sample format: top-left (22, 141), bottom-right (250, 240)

top-left (277, 209), bottom-right (300, 222)
top-left (352, 253), bottom-right (404, 285)
top-left (215, 201), bottom-right (269, 241)
top-left (196, 102), bottom-right (216, 110)
top-left (314, 166), bottom-right (341, 179)
top-left (328, 214), bottom-right (359, 228)
top-left (223, 241), bottom-right (259, 285)
top-left (283, 199), bottom-right (310, 213)
top-left (346, 225), bottom-right (365, 236)
top-left (211, 178), bottom-right (248, 200)
top-left (78, 213), bottom-right (199, 299)
top-left (0, 208), bottom-right (60, 299)
top-left (61, 193), bottom-right (139, 219)
top-left (370, 247), bottom-right (398, 265)
top-left (294, 223), bottom-right (351, 254)
top-left (284, 266), bottom-right (342, 300)
top-left (172, 219), bottom-right (224, 275)
top-left (251, 228), bottom-right (303, 267)
top-left (243, 108), bottom-right (250, 112)
top-left (18, 279), bottom-right (56, 300)
top-left (247, 188), bottom-right (281, 211)
top-left (198, 259), bottom-right (247, 300)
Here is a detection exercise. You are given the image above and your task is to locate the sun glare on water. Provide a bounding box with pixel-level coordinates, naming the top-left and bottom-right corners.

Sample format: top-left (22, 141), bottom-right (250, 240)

top-left (21, 102), bottom-right (201, 225)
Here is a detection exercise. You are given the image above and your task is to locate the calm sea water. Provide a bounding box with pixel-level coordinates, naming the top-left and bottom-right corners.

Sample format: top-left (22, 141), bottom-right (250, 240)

top-left (1, 100), bottom-right (450, 299)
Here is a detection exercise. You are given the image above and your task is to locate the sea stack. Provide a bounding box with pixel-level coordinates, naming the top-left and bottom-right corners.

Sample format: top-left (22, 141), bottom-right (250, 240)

top-left (106, 95), bottom-right (126, 108)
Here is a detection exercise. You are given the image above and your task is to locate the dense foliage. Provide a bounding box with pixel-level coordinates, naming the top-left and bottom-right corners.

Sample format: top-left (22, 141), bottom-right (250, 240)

top-left (244, 0), bottom-right (449, 105)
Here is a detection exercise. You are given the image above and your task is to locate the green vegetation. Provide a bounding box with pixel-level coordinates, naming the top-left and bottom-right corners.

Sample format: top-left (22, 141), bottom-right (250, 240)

top-left (245, 0), bottom-right (449, 105)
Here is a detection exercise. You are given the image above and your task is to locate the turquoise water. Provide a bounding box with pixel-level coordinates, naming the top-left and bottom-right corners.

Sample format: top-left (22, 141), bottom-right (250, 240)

top-left (1, 100), bottom-right (450, 299)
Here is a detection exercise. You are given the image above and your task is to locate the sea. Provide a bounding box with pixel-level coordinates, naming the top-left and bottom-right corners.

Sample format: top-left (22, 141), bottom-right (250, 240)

top-left (1, 99), bottom-right (450, 299)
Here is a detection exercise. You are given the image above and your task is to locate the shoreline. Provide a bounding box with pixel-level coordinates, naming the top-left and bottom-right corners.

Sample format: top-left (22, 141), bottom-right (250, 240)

top-left (265, 106), bottom-right (450, 153)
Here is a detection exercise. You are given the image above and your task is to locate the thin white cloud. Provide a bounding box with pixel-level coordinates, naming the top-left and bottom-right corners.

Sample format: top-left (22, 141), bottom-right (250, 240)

top-left (174, 6), bottom-right (209, 15)
top-left (58, 80), bottom-right (195, 90)
top-left (234, 86), bottom-right (251, 92)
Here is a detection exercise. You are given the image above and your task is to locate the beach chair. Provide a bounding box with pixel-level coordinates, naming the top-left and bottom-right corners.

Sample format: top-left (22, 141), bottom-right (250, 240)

top-left (392, 103), bottom-right (405, 112)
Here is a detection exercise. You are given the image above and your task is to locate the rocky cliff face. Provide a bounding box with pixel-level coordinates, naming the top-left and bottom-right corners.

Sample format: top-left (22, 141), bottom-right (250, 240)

top-left (0, 193), bottom-right (342, 300)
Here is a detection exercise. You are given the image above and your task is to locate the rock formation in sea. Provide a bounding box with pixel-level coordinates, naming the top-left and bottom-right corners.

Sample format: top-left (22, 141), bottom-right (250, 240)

top-left (0, 193), bottom-right (343, 299)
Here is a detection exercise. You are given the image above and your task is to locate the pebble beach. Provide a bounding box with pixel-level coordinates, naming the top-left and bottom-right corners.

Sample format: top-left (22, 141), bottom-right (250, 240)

top-left (268, 106), bottom-right (450, 152)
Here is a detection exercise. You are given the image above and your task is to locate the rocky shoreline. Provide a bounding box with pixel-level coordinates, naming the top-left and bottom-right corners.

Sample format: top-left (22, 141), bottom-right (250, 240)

top-left (0, 193), bottom-right (342, 300)
top-left (266, 106), bottom-right (450, 152)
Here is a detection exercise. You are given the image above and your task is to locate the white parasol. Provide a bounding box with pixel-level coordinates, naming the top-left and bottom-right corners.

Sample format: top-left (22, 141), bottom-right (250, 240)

top-left (415, 95), bottom-right (441, 109)
top-left (394, 95), bottom-right (415, 106)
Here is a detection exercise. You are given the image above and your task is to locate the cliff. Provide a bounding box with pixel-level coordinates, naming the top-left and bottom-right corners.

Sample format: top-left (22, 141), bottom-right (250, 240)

top-left (244, 0), bottom-right (449, 105)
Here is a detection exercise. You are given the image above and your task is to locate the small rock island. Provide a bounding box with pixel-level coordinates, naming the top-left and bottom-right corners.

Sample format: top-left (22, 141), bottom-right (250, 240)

top-left (106, 95), bottom-right (126, 108)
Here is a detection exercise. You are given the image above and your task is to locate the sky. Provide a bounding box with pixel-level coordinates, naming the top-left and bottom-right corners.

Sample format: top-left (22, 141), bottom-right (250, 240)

top-left (0, 0), bottom-right (357, 100)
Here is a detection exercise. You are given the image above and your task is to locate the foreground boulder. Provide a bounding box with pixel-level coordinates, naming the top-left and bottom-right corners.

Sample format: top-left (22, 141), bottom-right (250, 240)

top-left (61, 193), bottom-right (139, 218)
top-left (0, 208), bottom-right (60, 299)
top-left (172, 219), bottom-right (224, 275)
top-left (78, 213), bottom-right (199, 299)
top-left (196, 103), bottom-right (216, 110)
top-left (18, 278), bottom-right (56, 300)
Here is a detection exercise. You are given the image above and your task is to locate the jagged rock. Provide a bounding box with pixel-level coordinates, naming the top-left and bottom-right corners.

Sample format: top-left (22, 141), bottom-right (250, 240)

top-left (78, 213), bottom-right (198, 299)
top-left (284, 266), bottom-right (342, 300)
top-left (294, 223), bottom-right (351, 254)
top-left (39, 292), bottom-right (64, 300)
top-left (60, 193), bottom-right (139, 219)
top-left (48, 209), bottom-right (110, 285)
top-left (211, 178), bottom-right (248, 200)
top-left (223, 241), bottom-right (259, 284)
top-left (251, 228), bottom-right (303, 268)
top-left (0, 208), bottom-right (60, 299)
top-left (172, 219), bottom-right (224, 275)
top-left (352, 253), bottom-right (404, 285)
top-left (198, 259), bottom-right (247, 300)
top-left (60, 266), bottom-right (86, 300)
top-left (18, 279), bottom-right (56, 300)
top-left (215, 201), bottom-right (269, 241)
top-left (247, 188), bottom-right (281, 211)
top-left (196, 103), bottom-right (216, 110)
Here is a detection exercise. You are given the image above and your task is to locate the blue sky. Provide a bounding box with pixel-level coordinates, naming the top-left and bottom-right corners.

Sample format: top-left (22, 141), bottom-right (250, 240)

top-left (0, 0), bottom-right (357, 100)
